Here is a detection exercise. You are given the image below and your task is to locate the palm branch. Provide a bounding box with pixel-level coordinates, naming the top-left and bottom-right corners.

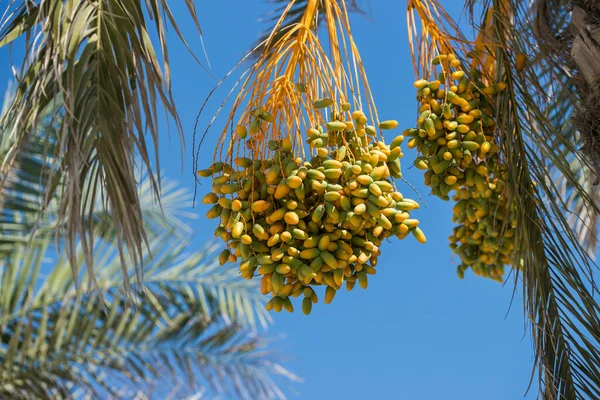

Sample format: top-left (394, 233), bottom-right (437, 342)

top-left (0, 87), bottom-right (197, 292)
top-left (487, 2), bottom-right (600, 398)
top-left (0, 0), bottom-right (207, 292)
top-left (408, 0), bottom-right (600, 398)
top-left (0, 236), bottom-right (296, 399)
top-left (0, 90), bottom-right (61, 256)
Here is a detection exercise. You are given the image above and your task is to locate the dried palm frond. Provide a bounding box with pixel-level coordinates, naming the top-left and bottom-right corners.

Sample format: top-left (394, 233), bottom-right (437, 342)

top-left (569, 4), bottom-right (600, 183)
top-left (0, 0), bottom-right (206, 293)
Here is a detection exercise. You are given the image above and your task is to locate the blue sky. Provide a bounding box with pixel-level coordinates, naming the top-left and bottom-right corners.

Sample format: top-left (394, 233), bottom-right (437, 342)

top-left (0, 1), bottom-right (536, 399)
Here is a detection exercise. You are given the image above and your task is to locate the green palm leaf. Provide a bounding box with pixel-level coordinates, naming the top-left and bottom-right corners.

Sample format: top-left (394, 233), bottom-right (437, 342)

top-left (0, 90), bottom-right (198, 293)
top-left (0, 237), bottom-right (295, 399)
top-left (474, 1), bottom-right (600, 398)
top-left (409, 0), bottom-right (600, 397)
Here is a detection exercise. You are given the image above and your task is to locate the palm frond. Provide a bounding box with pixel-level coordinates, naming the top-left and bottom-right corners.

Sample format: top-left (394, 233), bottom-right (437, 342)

top-left (557, 156), bottom-right (599, 256)
top-left (519, 1), bottom-right (600, 256)
top-left (408, 0), bottom-right (600, 398)
top-left (548, 77), bottom-right (599, 256)
top-left (0, 0), bottom-right (206, 293)
top-left (479, 1), bottom-right (600, 398)
top-left (0, 90), bottom-right (197, 276)
top-left (0, 237), bottom-right (293, 399)
top-left (491, 0), bottom-right (600, 257)
top-left (0, 93), bottom-right (60, 256)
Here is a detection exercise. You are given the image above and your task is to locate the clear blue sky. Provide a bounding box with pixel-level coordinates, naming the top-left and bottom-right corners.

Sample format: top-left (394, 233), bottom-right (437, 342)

top-left (0, 1), bottom-right (536, 399)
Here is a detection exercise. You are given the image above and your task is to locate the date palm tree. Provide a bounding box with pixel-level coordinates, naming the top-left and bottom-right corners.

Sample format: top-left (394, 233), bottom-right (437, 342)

top-left (2, 0), bottom-right (600, 399)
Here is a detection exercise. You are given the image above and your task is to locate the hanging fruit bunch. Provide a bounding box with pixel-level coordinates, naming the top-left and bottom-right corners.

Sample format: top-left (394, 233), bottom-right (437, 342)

top-left (195, 0), bottom-right (424, 313)
top-left (199, 101), bottom-right (423, 313)
top-left (449, 181), bottom-right (515, 281)
top-left (404, 54), bottom-right (516, 281)
top-left (405, 54), bottom-right (505, 201)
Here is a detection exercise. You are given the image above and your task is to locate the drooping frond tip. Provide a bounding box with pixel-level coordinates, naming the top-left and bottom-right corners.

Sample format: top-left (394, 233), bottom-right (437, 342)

top-left (0, 0), bottom-right (206, 293)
